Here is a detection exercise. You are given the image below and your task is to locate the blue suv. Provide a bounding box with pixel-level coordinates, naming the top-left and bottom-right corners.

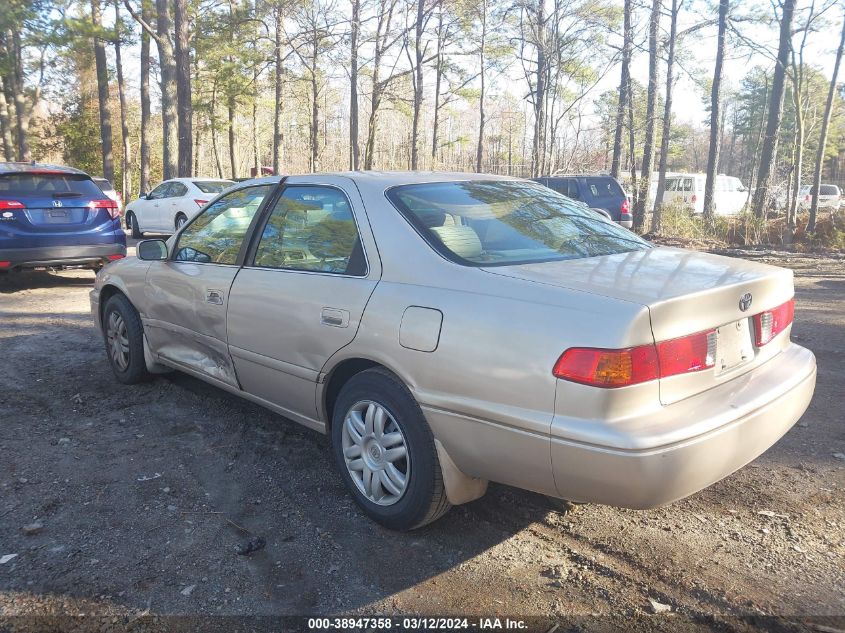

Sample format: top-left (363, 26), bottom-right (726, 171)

top-left (0, 163), bottom-right (126, 272)
top-left (533, 175), bottom-right (633, 228)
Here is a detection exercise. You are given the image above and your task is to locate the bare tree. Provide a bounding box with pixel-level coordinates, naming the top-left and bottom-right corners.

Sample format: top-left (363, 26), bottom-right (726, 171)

top-left (703, 0), bottom-right (728, 221)
top-left (139, 0), bottom-right (151, 193)
top-left (272, 2), bottom-right (286, 174)
top-left (2, 29), bottom-right (31, 160)
top-left (114, 0), bottom-right (131, 200)
top-left (750, 0), bottom-right (796, 219)
top-left (124, 0), bottom-right (178, 180)
top-left (363, 0), bottom-right (403, 170)
top-left (91, 0), bottom-right (115, 183)
top-left (0, 77), bottom-right (14, 161)
top-left (610, 0), bottom-right (632, 179)
top-left (633, 0), bottom-right (661, 232)
top-left (408, 0), bottom-right (435, 169)
top-left (174, 0), bottom-right (192, 176)
top-left (652, 0), bottom-right (681, 232)
top-left (349, 0), bottom-right (361, 169)
top-left (809, 10), bottom-right (845, 231)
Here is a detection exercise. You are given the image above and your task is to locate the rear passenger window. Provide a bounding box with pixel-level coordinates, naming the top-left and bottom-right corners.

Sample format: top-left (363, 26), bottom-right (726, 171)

top-left (252, 186), bottom-right (366, 276)
top-left (586, 178), bottom-right (622, 198)
top-left (170, 182), bottom-right (188, 197)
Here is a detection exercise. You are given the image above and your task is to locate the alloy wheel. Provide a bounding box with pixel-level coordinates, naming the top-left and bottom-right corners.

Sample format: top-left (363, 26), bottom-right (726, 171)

top-left (342, 400), bottom-right (410, 506)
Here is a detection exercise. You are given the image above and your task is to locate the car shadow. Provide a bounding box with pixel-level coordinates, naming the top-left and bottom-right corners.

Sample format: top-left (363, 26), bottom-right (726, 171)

top-left (0, 270), bottom-right (95, 294)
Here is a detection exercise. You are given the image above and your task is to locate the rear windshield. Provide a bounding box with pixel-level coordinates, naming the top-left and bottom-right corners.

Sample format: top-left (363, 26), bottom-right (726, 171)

top-left (820, 185), bottom-right (840, 195)
top-left (584, 177), bottom-right (624, 199)
top-left (193, 180), bottom-right (234, 194)
top-left (386, 180), bottom-right (650, 267)
top-left (92, 178), bottom-right (113, 190)
top-left (0, 173), bottom-right (102, 198)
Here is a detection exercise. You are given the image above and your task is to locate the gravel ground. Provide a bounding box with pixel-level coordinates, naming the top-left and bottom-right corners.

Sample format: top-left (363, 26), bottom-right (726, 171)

top-left (0, 245), bottom-right (843, 632)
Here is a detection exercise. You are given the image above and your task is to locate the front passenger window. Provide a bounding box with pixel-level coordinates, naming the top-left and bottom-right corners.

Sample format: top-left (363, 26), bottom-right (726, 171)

top-left (149, 182), bottom-right (171, 200)
top-left (174, 185), bottom-right (271, 265)
top-left (253, 186), bottom-right (366, 275)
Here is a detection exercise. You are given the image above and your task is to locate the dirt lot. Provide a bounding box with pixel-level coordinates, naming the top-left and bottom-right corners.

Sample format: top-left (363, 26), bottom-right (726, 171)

top-left (0, 245), bottom-right (843, 631)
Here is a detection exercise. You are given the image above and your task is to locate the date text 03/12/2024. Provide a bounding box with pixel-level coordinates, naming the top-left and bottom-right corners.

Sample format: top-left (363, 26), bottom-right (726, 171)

top-left (307, 617), bottom-right (530, 630)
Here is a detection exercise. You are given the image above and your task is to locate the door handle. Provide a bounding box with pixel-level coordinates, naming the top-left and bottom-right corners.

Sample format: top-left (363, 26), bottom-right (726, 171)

top-left (206, 289), bottom-right (224, 305)
top-left (321, 307), bottom-right (349, 328)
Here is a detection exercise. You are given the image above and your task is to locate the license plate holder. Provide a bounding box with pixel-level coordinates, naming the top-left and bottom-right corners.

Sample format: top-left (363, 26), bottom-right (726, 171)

top-left (715, 318), bottom-right (754, 375)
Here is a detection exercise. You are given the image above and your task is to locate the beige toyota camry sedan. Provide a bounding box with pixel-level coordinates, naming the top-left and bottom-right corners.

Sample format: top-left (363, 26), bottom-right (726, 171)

top-left (91, 172), bottom-right (816, 530)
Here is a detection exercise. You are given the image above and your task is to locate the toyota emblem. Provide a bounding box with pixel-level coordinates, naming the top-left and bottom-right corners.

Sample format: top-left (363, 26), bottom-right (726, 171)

top-left (739, 292), bottom-right (753, 312)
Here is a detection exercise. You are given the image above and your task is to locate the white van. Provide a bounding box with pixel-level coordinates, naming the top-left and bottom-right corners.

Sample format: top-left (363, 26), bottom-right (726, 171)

top-left (663, 174), bottom-right (749, 216)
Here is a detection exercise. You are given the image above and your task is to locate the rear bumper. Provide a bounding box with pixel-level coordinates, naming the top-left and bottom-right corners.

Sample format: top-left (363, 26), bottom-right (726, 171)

top-left (617, 219), bottom-right (633, 229)
top-left (550, 344), bottom-right (816, 508)
top-left (0, 244), bottom-right (126, 270)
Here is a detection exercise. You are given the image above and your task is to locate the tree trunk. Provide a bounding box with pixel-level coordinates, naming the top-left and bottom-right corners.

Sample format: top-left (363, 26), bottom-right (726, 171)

top-left (211, 81), bottom-right (224, 179)
top-left (634, 0), bottom-right (661, 232)
top-left (809, 13), bottom-right (845, 232)
top-left (114, 0), bottom-right (131, 202)
top-left (91, 0), bottom-right (115, 183)
top-left (431, 7), bottom-right (443, 162)
top-left (139, 0), bottom-right (151, 194)
top-left (531, 0), bottom-right (545, 177)
top-left (610, 0), bottom-right (632, 179)
top-left (703, 0), bottom-right (728, 221)
top-left (349, 0), bottom-right (360, 170)
top-left (475, 2), bottom-right (487, 173)
top-left (7, 31), bottom-right (30, 161)
top-left (0, 77), bottom-right (14, 161)
top-left (174, 0), bottom-right (192, 177)
top-left (751, 0), bottom-right (796, 219)
top-left (272, 3), bottom-right (284, 174)
top-left (309, 33), bottom-right (319, 172)
top-left (228, 94), bottom-right (237, 179)
top-left (156, 0), bottom-right (178, 180)
top-left (652, 0), bottom-right (679, 233)
top-left (252, 67), bottom-right (259, 175)
top-left (410, 0), bottom-right (425, 170)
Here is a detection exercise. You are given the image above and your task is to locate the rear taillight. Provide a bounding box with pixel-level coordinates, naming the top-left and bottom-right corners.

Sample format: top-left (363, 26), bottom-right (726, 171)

top-left (620, 198), bottom-right (630, 216)
top-left (194, 199), bottom-right (208, 208)
top-left (553, 329), bottom-right (716, 388)
top-left (553, 346), bottom-right (658, 387)
top-left (656, 330), bottom-right (716, 376)
top-left (753, 299), bottom-right (794, 347)
top-left (0, 261), bottom-right (10, 269)
top-left (107, 254), bottom-right (125, 261)
top-left (0, 200), bottom-right (25, 210)
top-left (89, 199), bottom-right (120, 219)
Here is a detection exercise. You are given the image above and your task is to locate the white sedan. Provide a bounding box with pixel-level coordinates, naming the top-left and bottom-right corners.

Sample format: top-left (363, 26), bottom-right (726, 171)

top-left (125, 178), bottom-right (234, 237)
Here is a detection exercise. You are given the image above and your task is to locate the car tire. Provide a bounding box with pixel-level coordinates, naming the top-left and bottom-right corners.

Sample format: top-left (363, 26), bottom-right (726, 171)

top-left (126, 212), bottom-right (143, 239)
top-left (331, 367), bottom-right (451, 530)
top-left (175, 213), bottom-right (187, 231)
top-left (102, 294), bottom-right (152, 385)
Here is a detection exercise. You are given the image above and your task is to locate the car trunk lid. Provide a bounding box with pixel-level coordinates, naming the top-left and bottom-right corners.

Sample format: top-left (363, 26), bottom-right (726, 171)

top-left (482, 247), bottom-right (794, 404)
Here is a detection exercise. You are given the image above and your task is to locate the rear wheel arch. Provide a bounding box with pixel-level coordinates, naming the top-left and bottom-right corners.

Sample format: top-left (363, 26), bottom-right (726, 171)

top-left (322, 358), bottom-right (419, 429)
top-left (322, 358), bottom-right (382, 429)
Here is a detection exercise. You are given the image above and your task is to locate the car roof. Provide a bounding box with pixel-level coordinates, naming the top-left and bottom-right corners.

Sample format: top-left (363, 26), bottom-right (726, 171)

top-left (0, 162), bottom-right (89, 177)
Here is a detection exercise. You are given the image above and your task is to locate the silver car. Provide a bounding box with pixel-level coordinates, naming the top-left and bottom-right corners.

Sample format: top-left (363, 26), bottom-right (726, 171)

top-left (90, 172), bottom-right (817, 530)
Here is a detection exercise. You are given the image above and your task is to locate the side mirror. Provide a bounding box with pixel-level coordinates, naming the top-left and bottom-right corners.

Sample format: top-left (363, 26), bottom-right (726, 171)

top-left (137, 239), bottom-right (168, 261)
